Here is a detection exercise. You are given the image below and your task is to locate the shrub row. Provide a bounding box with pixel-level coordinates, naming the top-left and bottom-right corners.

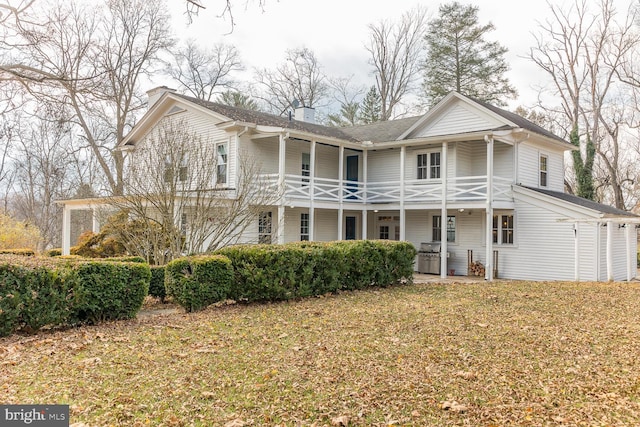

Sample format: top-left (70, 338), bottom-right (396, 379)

top-left (0, 255), bottom-right (150, 337)
top-left (157, 240), bottom-right (416, 312)
top-left (149, 265), bottom-right (167, 301)
top-left (216, 240), bottom-right (416, 303)
top-left (165, 255), bottom-right (233, 312)
top-left (0, 248), bottom-right (35, 256)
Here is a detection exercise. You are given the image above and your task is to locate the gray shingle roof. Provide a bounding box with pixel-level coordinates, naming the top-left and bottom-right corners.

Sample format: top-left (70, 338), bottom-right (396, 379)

top-left (467, 96), bottom-right (570, 145)
top-left (173, 92), bottom-right (569, 147)
top-left (174, 94), bottom-right (361, 142)
top-left (339, 116), bottom-right (423, 143)
top-left (521, 185), bottom-right (637, 217)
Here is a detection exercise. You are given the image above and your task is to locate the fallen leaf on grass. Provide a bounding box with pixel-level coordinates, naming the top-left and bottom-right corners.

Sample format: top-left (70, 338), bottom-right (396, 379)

top-left (224, 418), bottom-right (245, 427)
top-left (442, 401), bottom-right (468, 413)
top-left (455, 370), bottom-right (478, 380)
top-left (331, 415), bottom-right (349, 425)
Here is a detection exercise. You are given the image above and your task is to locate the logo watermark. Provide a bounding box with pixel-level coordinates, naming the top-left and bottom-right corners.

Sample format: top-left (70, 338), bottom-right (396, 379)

top-left (1, 405), bottom-right (69, 426)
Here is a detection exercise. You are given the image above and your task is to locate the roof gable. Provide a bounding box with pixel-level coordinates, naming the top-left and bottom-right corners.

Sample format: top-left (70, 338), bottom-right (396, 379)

top-left (399, 92), bottom-right (509, 140)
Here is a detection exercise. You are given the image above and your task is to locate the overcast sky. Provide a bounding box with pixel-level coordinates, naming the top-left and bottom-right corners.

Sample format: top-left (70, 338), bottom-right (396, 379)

top-left (165, 0), bottom-right (633, 112)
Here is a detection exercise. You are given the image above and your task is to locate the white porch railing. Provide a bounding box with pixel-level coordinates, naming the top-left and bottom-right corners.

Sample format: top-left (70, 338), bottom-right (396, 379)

top-left (262, 174), bottom-right (513, 204)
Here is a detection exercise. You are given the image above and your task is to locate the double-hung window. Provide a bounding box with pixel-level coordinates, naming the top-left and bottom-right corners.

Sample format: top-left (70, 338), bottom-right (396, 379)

top-left (163, 155), bottom-right (188, 183)
top-left (300, 213), bottom-right (309, 241)
top-left (301, 153), bottom-right (310, 186)
top-left (258, 212), bottom-right (272, 244)
top-left (417, 151), bottom-right (441, 179)
top-left (216, 142), bottom-right (228, 185)
top-left (539, 154), bottom-right (548, 187)
top-left (492, 214), bottom-right (514, 244)
top-left (432, 215), bottom-right (455, 242)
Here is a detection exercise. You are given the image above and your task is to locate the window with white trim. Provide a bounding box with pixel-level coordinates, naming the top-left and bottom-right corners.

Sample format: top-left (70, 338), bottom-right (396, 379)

top-left (163, 155), bottom-right (188, 183)
top-left (258, 211), bottom-right (272, 244)
top-left (300, 213), bottom-right (309, 241)
top-left (432, 215), bottom-right (455, 242)
top-left (301, 153), bottom-right (310, 186)
top-left (539, 154), bottom-right (548, 187)
top-left (216, 142), bottom-right (228, 185)
top-left (417, 151), bottom-right (441, 179)
top-left (492, 214), bottom-right (514, 244)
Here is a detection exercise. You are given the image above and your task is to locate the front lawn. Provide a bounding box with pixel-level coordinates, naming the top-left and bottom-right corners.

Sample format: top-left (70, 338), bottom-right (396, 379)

top-left (2, 280), bottom-right (640, 426)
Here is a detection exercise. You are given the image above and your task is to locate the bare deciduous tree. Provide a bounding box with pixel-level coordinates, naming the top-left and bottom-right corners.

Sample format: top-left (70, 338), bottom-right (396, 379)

top-left (1, 0), bottom-right (173, 195)
top-left (7, 106), bottom-right (80, 250)
top-left (166, 39), bottom-right (243, 102)
top-left (107, 118), bottom-right (280, 264)
top-left (326, 75), bottom-right (365, 127)
top-left (530, 0), bottom-right (640, 209)
top-left (253, 47), bottom-right (328, 115)
top-left (365, 6), bottom-right (427, 121)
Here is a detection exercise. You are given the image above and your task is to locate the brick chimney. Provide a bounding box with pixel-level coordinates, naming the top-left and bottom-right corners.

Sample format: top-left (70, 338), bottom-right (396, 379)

top-left (146, 86), bottom-right (176, 109)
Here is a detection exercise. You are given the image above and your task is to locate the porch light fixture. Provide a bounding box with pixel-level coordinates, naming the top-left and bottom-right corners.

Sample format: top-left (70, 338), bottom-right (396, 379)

top-left (374, 209), bottom-right (379, 213)
top-left (458, 208), bottom-right (465, 212)
top-left (448, 217), bottom-right (454, 227)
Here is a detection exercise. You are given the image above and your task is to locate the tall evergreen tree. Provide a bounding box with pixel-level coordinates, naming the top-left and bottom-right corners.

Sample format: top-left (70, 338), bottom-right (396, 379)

top-left (359, 86), bottom-right (382, 124)
top-left (217, 90), bottom-right (259, 111)
top-left (422, 2), bottom-right (517, 106)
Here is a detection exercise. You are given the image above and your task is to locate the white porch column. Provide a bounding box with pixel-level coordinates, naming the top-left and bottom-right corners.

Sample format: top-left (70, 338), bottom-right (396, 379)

top-left (309, 140), bottom-right (316, 241)
top-left (440, 142), bottom-right (448, 278)
top-left (606, 220), bottom-right (613, 281)
top-left (62, 204), bottom-right (71, 256)
top-left (485, 136), bottom-right (494, 281)
top-left (338, 145), bottom-right (344, 240)
top-left (574, 222), bottom-right (580, 281)
top-left (399, 146), bottom-right (406, 241)
top-left (92, 207), bottom-right (100, 233)
top-left (595, 222), bottom-right (601, 280)
top-left (277, 134), bottom-right (286, 244)
top-left (626, 223), bottom-right (632, 281)
top-left (362, 149), bottom-right (368, 240)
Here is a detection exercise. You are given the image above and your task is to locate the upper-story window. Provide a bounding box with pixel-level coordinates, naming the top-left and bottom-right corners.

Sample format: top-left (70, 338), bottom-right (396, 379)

top-left (301, 153), bottom-right (310, 186)
top-left (417, 151), bottom-right (441, 179)
top-left (216, 142), bottom-right (228, 185)
top-left (163, 155), bottom-right (188, 183)
top-left (539, 154), bottom-right (548, 187)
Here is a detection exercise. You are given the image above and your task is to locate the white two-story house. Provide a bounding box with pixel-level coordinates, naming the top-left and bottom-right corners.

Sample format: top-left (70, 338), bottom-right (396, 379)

top-left (60, 88), bottom-right (638, 281)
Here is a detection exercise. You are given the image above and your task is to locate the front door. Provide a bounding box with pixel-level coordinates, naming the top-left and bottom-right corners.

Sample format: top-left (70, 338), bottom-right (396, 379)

top-left (345, 216), bottom-right (357, 240)
top-left (346, 155), bottom-right (358, 199)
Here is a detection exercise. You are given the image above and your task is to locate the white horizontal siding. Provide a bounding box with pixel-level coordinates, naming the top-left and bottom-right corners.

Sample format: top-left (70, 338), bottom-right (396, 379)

top-left (517, 141), bottom-right (565, 191)
top-left (314, 209), bottom-right (338, 241)
top-left (456, 141), bottom-right (473, 177)
top-left (367, 149), bottom-right (400, 182)
top-left (315, 144), bottom-right (340, 180)
top-left (494, 142), bottom-right (513, 180)
top-left (499, 196), bottom-right (576, 280)
top-left (244, 137), bottom-right (279, 174)
top-left (413, 104), bottom-right (503, 138)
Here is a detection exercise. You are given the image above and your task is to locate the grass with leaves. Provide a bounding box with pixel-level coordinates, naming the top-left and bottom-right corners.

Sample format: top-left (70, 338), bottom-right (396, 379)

top-left (2, 280), bottom-right (640, 426)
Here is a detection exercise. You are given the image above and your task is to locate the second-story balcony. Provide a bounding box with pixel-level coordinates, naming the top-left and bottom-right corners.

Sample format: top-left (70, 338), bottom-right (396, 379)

top-left (261, 174), bottom-right (513, 204)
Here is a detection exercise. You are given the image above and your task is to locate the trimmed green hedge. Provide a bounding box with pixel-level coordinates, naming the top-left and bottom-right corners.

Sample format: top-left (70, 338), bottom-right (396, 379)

top-left (149, 265), bottom-right (167, 301)
top-left (72, 261), bottom-right (150, 324)
top-left (165, 255), bottom-right (233, 312)
top-left (216, 240), bottom-right (416, 303)
top-left (0, 255), bottom-right (150, 336)
top-left (0, 248), bottom-right (35, 256)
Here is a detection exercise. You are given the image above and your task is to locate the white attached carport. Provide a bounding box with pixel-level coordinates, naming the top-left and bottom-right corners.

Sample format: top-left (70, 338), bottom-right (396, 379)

top-left (561, 217), bottom-right (640, 282)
